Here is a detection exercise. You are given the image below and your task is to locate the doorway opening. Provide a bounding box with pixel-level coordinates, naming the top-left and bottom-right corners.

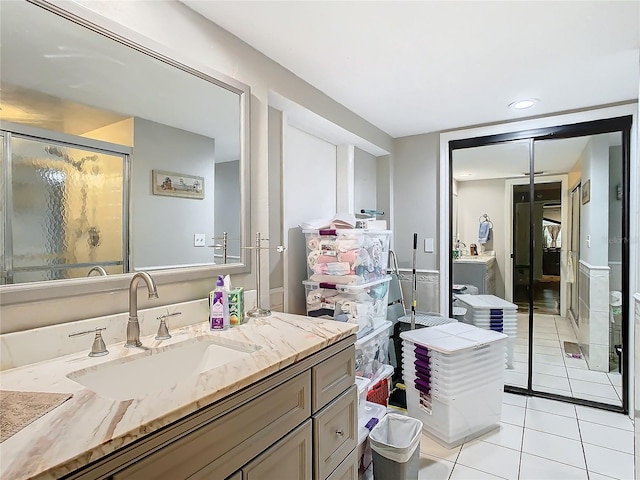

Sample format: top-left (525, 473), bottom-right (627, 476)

top-left (512, 182), bottom-right (562, 315)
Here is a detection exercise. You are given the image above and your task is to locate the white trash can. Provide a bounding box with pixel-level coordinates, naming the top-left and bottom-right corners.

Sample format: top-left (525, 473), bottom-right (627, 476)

top-left (369, 413), bottom-right (423, 480)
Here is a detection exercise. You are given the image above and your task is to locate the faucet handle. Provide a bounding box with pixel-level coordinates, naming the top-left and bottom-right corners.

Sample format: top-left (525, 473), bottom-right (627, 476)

top-left (69, 327), bottom-right (109, 357)
top-left (155, 311), bottom-right (181, 340)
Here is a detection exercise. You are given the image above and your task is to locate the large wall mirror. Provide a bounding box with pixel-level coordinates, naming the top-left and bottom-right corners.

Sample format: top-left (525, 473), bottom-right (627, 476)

top-left (0, 0), bottom-right (250, 289)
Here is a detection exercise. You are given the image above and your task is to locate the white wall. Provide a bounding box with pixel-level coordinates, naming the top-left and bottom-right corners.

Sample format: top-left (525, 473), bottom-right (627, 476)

top-left (580, 135), bottom-right (610, 267)
top-left (354, 147), bottom-right (377, 213)
top-left (131, 117), bottom-right (215, 269)
top-left (392, 133), bottom-right (440, 270)
top-left (456, 178), bottom-right (506, 298)
top-left (609, 145), bottom-right (624, 291)
top-left (283, 125), bottom-right (337, 314)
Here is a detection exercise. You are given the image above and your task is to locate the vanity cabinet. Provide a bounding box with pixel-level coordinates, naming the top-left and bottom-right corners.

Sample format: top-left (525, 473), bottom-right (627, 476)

top-left (239, 421), bottom-right (312, 480)
top-left (67, 337), bottom-right (356, 480)
top-left (453, 258), bottom-right (496, 295)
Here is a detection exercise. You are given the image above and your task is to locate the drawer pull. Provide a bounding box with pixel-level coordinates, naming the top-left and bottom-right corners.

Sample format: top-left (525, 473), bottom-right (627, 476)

top-left (336, 430), bottom-right (344, 437)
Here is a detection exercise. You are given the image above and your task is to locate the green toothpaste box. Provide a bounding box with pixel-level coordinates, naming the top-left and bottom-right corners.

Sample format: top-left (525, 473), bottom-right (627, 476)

top-left (228, 287), bottom-right (245, 326)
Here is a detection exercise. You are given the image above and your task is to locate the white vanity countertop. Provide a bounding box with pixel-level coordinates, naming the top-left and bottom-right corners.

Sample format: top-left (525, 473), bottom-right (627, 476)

top-left (0, 313), bottom-right (358, 480)
top-left (453, 255), bottom-right (496, 264)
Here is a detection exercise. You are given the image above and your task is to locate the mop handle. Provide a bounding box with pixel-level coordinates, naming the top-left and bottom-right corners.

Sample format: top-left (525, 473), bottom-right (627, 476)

top-left (411, 233), bottom-right (417, 330)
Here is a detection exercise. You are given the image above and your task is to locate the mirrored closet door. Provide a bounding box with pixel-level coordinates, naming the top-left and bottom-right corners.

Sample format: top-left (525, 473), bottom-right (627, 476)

top-left (449, 116), bottom-right (631, 413)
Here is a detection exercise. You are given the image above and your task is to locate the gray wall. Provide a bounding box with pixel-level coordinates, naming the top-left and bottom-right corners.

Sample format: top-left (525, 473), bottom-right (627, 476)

top-left (214, 160), bottom-right (241, 260)
top-left (131, 117), bottom-right (215, 268)
top-left (392, 132), bottom-right (440, 270)
top-left (354, 147), bottom-right (377, 213)
top-left (268, 107), bottom-right (284, 290)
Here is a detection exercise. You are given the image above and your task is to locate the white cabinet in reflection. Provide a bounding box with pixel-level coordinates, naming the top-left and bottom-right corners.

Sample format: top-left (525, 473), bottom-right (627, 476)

top-left (453, 256), bottom-right (496, 295)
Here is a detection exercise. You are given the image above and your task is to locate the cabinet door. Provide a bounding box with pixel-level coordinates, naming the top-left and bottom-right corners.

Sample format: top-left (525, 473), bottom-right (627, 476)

top-left (313, 386), bottom-right (357, 479)
top-left (242, 420), bottom-right (312, 480)
top-left (326, 448), bottom-right (358, 480)
top-left (312, 345), bottom-right (355, 413)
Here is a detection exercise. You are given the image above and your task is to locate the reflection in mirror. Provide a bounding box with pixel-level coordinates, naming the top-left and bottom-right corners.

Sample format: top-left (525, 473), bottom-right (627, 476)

top-left (0, 0), bottom-right (246, 285)
top-left (452, 141), bottom-right (529, 390)
top-left (533, 133), bottom-right (623, 407)
top-left (451, 131), bottom-right (624, 408)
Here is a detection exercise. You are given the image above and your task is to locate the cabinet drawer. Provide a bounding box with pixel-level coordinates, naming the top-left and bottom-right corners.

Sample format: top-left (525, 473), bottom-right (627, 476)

top-left (114, 371), bottom-right (311, 480)
top-left (241, 420), bottom-right (312, 480)
top-left (313, 385), bottom-right (357, 480)
top-left (326, 448), bottom-right (358, 480)
top-left (312, 345), bottom-right (355, 412)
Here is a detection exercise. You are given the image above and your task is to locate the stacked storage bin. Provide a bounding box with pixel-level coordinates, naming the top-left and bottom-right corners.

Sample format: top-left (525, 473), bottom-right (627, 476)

top-left (303, 276), bottom-right (391, 337)
top-left (302, 228), bottom-right (394, 393)
top-left (303, 229), bottom-right (391, 285)
top-left (400, 323), bottom-right (507, 448)
top-left (302, 228), bottom-right (392, 338)
top-left (454, 294), bottom-right (518, 368)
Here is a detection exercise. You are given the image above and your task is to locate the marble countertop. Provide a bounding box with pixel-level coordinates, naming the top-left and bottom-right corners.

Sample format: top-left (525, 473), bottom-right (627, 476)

top-left (0, 313), bottom-right (358, 480)
top-left (454, 255), bottom-right (496, 264)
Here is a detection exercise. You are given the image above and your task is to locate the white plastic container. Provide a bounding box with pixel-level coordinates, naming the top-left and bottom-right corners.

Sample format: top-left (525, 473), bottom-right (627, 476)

top-left (355, 376), bottom-right (372, 414)
top-left (355, 321), bottom-right (392, 379)
top-left (303, 276), bottom-right (391, 337)
top-left (406, 385), bottom-right (503, 448)
top-left (357, 401), bottom-right (387, 474)
top-left (303, 228), bottom-right (391, 285)
top-left (455, 294), bottom-right (518, 368)
top-left (400, 323), bottom-right (506, 448)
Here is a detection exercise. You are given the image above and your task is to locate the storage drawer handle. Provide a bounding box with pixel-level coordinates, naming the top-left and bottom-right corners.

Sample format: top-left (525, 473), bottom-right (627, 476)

top-left (336, 430), bottom-right (344, 436)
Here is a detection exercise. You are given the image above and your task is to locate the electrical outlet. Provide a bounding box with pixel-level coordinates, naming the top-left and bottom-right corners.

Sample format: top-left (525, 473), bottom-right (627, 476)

top-left (194, 233), bottom-right (206, 247)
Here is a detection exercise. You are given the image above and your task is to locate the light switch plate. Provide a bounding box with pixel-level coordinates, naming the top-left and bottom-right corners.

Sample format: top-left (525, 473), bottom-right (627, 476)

top-left (424, 238), bottom-right (434, 253)
top-left (194, 233), bottom-right (206, 247)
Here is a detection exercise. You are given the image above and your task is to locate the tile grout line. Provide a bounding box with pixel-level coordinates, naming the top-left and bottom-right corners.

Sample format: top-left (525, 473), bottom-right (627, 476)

top-left (517, 398), bottom-right (528, 479)
top-left (575, 403), bottom-right (591, 479)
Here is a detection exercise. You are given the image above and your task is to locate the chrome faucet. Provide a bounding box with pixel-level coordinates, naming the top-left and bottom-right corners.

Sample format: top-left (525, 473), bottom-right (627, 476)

top-left (126, 272), bottom-right (159, 348)
top-left (87, 266), bottom-right (107, 277)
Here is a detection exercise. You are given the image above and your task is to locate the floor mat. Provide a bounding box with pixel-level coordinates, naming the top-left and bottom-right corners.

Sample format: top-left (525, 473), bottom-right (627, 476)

top-left (563, 341), bottom-right (583, 359)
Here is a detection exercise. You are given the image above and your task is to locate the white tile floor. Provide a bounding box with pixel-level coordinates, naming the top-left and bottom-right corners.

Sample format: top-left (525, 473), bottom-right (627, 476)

top-left (363, 393), bottom-right (635, 479)
top-left (506, 313), bottom-right (623, 405)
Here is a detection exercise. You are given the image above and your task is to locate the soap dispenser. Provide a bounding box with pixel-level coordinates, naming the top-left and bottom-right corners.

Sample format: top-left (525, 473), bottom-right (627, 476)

top-left (209, 275), bottom-right (230, 331)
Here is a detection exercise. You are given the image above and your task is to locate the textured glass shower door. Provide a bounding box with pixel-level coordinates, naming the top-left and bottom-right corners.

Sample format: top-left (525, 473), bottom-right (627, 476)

top-left (4, 135), bottom-right (125, 283)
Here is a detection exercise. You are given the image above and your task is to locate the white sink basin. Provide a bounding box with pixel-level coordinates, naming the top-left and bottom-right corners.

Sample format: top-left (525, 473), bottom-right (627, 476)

top-left (67, 336), bottom-right (261, 401)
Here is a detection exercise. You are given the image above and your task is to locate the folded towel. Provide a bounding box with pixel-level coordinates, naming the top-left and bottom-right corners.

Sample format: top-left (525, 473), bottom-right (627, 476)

top-left (478, 222), bottom-right (491, 244)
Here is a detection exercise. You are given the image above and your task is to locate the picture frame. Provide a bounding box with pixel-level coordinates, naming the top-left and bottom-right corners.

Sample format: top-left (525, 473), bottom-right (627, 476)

top-left (581, 179), bottom-right (590, 205)
top-left (152, 170), bottom-right (204, 199)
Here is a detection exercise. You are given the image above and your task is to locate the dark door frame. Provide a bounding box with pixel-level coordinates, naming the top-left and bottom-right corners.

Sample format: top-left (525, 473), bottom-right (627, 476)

top-left (448, 115), bottom-right (632, 414)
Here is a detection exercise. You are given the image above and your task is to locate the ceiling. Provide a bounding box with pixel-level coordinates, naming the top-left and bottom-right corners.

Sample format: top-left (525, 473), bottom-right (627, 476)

top-left (182, 1), bottom-right (639, 139)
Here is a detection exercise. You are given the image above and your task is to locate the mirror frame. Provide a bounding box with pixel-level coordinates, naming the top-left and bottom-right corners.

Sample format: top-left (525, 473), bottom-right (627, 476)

top-left (0, 0), bottom-right (251, 306)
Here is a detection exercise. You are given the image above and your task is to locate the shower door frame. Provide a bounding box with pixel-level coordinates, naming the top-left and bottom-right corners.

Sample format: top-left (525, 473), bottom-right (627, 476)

top-left (1, 123), bottom-right (131, 284)
top-left (447, 114), bottom-right (633, 414)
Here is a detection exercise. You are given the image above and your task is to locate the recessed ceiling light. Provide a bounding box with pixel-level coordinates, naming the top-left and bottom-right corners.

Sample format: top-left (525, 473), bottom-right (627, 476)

top-left (458, 173), bottom-right (473, 177)
top-left (510, 98), bottom-right (538, 110)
